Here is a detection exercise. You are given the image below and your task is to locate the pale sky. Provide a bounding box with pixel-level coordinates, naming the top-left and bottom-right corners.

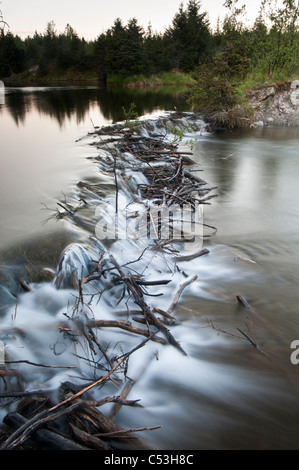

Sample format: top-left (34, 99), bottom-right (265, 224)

top-left (1, 0), bottom-right (266, 40)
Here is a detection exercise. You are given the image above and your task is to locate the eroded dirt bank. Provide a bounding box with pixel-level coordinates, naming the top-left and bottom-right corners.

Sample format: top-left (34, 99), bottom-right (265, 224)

top-left (247, 80), bottom-right (299, 126)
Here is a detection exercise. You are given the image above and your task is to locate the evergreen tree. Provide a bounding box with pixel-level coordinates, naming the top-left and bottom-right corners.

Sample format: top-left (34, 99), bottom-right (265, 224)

top-left (103, 18), bottom-right (128, 75)
top-left (125, 18), bottom-right (145, 75)
top-left (96, 17), bottom-right (145, 76)
top-left (0, 31), bottom-right (25, 78)
top-left (144, 29), bottom-right (171, 74)
top-left (23, 32), bottom-right (43, 69)
top-left (94, 32), bottom-right (107, 80)
top-left (56, 25), bottom-right (84, 71)
top-left (166, 0), bottom-right (211, 72)
top-left (38, 21), bottom-right (58, 74)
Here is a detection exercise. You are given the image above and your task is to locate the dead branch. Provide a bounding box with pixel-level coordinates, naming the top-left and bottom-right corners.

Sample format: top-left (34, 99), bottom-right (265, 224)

top-left (109, 254), bottom-right (187, 356)
top-left (69, 423), bottom-right (111, 450)
top-left (4, 360), bottom-right (75, 369)
top-left (4, 412), bottom-right (87, 450)
top-left (174, 248), bottom-right (210, 262)
top-left (236, 295), bottom-right (251, 309)
top-left (167, 275), bottom-right (198, 315)
top-left (94, 425), bottom-right (163, 438)
top-left (87, 319), bottom-right (166, 344)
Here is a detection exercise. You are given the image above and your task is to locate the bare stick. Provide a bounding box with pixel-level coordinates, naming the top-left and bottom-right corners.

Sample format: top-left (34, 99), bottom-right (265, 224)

top-left (152, 307), bottom-right (177, 323)
top-left (87, 319), bottom-right (166, 344)
top-left (236, 295), bottom-right (251, 309)
top-left (109, 352), bottom-right (155, 421)
top-left (5, 360), bottom-right (75, 369)
top-left (95, 425), bottom-right (163, 438)
top-left (167, 275), bottom-right (198, 314)
top-left (109, 254), bottom-right (187, 355)
top-left (237, 327), bottom-right (259, 349)
top-left (174, 248), bottom-right (210, 262)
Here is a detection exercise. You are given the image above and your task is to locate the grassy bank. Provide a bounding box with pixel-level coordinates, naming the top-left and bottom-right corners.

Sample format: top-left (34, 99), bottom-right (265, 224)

top-left (4, 70), bottom-right (192, 88)
top-left (3, 69), bottom-right (99, 84)
top-left (107, 72), bottom-right (192, 88)
top-left (186, 66), bottom-right (299, 130)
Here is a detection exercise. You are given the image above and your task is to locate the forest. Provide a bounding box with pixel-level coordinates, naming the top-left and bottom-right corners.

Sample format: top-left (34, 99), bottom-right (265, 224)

top-left (1, 0), bottom-right (299, 83)
top-left (1, 0), bottom-right (299, 128)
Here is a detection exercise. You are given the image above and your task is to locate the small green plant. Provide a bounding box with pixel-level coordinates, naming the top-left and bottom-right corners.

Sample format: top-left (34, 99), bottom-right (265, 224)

top-left (167, 124), bottom-right (198, 149)
top-left (122, 102), bottom-right (139, 125)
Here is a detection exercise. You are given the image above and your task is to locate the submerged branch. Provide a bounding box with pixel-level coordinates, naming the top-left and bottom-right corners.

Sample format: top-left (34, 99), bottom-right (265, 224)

top-left (167, 275), bottom-right (198, 315)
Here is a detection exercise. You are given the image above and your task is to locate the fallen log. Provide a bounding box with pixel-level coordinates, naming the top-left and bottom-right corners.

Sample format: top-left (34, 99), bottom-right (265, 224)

top-left (3, 412), bottom-right (87, 450)
top-left (70, 423), bottom-right (110, 450)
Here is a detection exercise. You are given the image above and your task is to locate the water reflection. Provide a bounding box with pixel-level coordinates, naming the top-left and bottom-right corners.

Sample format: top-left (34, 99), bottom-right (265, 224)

top-left (1, 84), bottom-right (189, 127)
top-left (0, 84), bottom-right (189, 252)
top-left (194, 126), bottom-right (299, 206)
top-left (191, 125), bottom-right (299, 340)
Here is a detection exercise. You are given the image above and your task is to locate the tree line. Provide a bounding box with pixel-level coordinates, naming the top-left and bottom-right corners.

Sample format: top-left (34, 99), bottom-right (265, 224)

top-left (1, 0), bottom-right (299, 86)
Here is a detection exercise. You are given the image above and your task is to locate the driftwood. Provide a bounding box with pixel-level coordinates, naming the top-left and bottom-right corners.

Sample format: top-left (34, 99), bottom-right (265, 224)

top-left (109, 254), bottom-right (188, 356)
top-left (3, 412), bottom-right (87, 450)
top-left (0, 343), bottom-right (154, 450)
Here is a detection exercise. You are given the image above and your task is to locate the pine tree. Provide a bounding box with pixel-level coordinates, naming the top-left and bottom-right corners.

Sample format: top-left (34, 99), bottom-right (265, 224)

top-left (96, 17), bottom-right (145, 77)
top-left (167, 0), bottom-right (211, 72)
top-left (0, 31), bottom-right (25, 78)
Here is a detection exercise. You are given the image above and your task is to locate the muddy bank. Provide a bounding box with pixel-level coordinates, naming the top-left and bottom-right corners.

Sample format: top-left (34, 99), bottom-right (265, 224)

top-left (247, 80), bottom-right (299, 126)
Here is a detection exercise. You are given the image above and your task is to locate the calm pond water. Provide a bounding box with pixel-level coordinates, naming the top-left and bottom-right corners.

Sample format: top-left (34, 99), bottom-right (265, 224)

top-left (1, 84), bottom-right (299, 450)
top-left (0, 84), bottom-right (187, 251)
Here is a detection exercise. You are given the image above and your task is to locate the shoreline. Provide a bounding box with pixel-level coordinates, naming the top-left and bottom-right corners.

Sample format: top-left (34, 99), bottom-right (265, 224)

top-left (3, 74), bottom-right (299, 129)
top-left (248, 80), bottom-right (299, 127)
top-left (2, 72), bottom-right (192, 88)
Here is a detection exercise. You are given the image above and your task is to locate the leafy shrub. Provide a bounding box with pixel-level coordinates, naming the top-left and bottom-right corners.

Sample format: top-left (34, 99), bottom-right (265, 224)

top-left (186, 43), bottom-right (254, 129)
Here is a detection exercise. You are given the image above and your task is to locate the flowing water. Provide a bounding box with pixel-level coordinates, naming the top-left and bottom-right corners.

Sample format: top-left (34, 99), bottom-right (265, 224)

top-left (0, 84), bottom-right (299, 450)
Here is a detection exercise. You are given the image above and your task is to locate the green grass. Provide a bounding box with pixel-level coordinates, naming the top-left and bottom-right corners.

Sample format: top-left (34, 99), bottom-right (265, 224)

top-left (7, 69), bottom-right (192, 88)
top-left (237, 72), bottom-right (299, 95)
top-left (107, 72), bottom-right (192, 87)
top-left (5, 68), bottom-right (98, 83)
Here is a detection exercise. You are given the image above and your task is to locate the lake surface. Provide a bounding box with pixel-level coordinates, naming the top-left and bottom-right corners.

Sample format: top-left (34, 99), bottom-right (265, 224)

top-left (0, 84), bottom-right (187, 251)
top-left (1, 84), bottom-right (299, 450)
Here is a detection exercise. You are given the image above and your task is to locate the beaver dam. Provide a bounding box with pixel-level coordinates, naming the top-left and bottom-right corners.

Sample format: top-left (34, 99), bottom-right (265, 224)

top-left (0, 112), bottom-right (227, 450)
